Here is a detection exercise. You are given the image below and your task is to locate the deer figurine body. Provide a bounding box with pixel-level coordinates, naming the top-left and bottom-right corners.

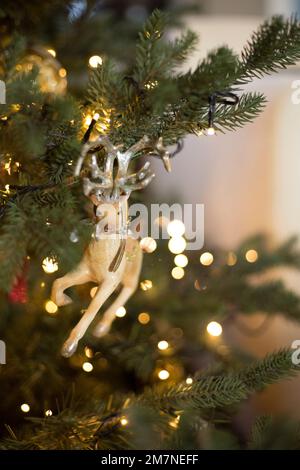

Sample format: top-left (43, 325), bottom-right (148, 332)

top-left (51, 134), bottom-right (164, 357)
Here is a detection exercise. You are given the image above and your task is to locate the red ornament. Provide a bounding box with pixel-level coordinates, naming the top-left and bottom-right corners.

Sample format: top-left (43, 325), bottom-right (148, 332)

top-left (8, 263), bottom-right (28, 304)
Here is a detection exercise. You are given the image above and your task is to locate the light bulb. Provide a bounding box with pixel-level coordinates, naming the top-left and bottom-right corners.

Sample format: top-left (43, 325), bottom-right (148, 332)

top-left (157, 340), bottom-right (169, 351)
top-left (84, 115), bottom-right (92, 126)
top-left (89, 55), bottom-right (103, 68)
top-left (45, 300), bottom-right (58, 315)
top-left (59, 68), bottom-right (67, 78)
top-left (245, 249), bottom-right (258, 263)
top-left (200, 252), bottom-right (214, 266)
top-left (158, 369), bottom-right (170, 380)
top-left (207, 321), bottom-right (222, 337)
top-left (84, 346), bottom-right (94, 358)
top-left (227, 251), bottom-right (237, 266)
top-left (171, 267), bottom-right (185, 280)
top-left (82, 362), bottom-right (93, 372)
top-left (167, 220), bottom-right (185, 237)
top-left (140, 280), bottom-right (153, 291)
top-left (115, 306), bottom-right (126, 318)
top-left (174, 254), bottom-right (188, 268)
top-left (138, 312), bottom-right (150, 324)
top-left (42, 257), bottom-right (58, 274)
top-left (168, 237), bottom-right (186, 254)
top-left (20, 403), bottom-right (30, 413)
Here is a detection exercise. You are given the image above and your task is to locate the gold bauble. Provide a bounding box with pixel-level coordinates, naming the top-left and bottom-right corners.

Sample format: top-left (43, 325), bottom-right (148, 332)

top-left (17, 46), bottom-right (67, 95)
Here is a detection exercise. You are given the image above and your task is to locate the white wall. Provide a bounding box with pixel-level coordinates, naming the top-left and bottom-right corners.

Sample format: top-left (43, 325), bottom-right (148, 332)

top-left (152, 16), bottom-right (300, 249)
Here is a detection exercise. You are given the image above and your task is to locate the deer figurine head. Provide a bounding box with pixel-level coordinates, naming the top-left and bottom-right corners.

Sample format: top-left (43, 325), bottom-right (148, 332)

top-left (52, 133), bottom-right (178, 357)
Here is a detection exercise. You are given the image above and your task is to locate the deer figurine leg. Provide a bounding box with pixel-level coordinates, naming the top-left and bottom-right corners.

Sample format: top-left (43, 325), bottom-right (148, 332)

top-left (61, 277), bottom-right (121, 357)
top-left (92, 285), bottom-right (135, 337)
top-left (51, 264), bottom-right (91, 307)
top-left (93, 239), bottom-right (143, 337)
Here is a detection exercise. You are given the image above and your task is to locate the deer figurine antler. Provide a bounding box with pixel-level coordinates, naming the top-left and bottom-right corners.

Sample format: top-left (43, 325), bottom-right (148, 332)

top-left (51, 133), bottom-right (174, 357)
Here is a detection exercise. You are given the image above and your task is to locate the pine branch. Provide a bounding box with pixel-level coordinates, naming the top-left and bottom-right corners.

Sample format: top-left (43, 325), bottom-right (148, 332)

top-left (213, 92), bottom-right (266, 132)
top-left (143, 349), bottom-right (298, 410)
top-left (248, 416), bottom-right (273, 449)
top-left (238, 15), bottom-right (300, 84)
top-left (238, 349), bottom-right (298, 391)
top-left (133, 9), bottom-right (168, 84)
top-left (178, 46), bottom-right (239, 96)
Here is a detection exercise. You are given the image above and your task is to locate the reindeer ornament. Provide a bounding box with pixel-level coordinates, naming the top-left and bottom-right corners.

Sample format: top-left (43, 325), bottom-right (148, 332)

top-left (51, 134), bottom-right (180, 357)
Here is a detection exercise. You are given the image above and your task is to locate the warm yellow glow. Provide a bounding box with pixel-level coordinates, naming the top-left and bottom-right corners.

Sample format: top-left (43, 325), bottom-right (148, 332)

top-left (47, 48), bottom-right (56, 58)
top-left (45, 409), bottom-right (53, 417)
top-left (140, 237), bottom-right (157, 253)
top-left (245, 249), bottom-right (258, 263)
top-left (120, 417), bottom-right (128, 426)
top-left (98, 122), bottom-right (108, 131)
top-left (174, 254), bottom-right (188, 268)
top-left (138, 312), bottom-right (150, 324)
top-left (169, 415), bottom-right (180, 428)
top-left (84, 346), bottom-right (94, 358)
top-left (171, 267), bottom-right (185, 280)
top-left (21, 403), bottom-right (30, 413)
top-left (167, 220), bottom-right (185, 237)
top-left (5, 184), bottom-right (10, 193)
top-left (145, 80), bottom-right (158, 89)
top-left (11, 104), bottom-right (21, 112)
top-left (42, 257), bottom-right (58, 273)
top-left (227, 251), bottom-right (237, 266)
top-left (89, 55), bottom-right (103, 68)
top-left (93, 112), bottom-right (100, 121)
top-left (58, 67), bottom-right (67, 78)
top-left (140, 279), bottom-right (153, 291)
top-left (4, 160), bottom-right (11, 174)
top-left (90, 286), bottom-right (98, 298)
top-left (186, 377), bottom-right (193, 385)
top-left (206, 321), bottom-right (223, 337)
top-left (158, 369), bottom-right (170, 380)
top-left (158, 340), bottom-right (169, 351)
top-left (200, 252), bottom-right (214, 266)
top-left (168, 237), bottom-right (186, 254)
top-left (207, 127), bottom-right (215, 136)
top-left (45, 300), bottom-right (58, 315)
top-left (115, 306), bottom-right (126, 318)
top-left (40, 282), bottom-right (45, 288)
top-left (84, 115), bottom-right (92, 126)
top-left (82, 362), bottom-right (93, 372)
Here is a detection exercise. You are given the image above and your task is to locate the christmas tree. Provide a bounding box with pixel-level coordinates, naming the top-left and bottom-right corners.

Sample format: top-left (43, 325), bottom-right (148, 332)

top-left (1, 2), bottom-right (300, 450)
